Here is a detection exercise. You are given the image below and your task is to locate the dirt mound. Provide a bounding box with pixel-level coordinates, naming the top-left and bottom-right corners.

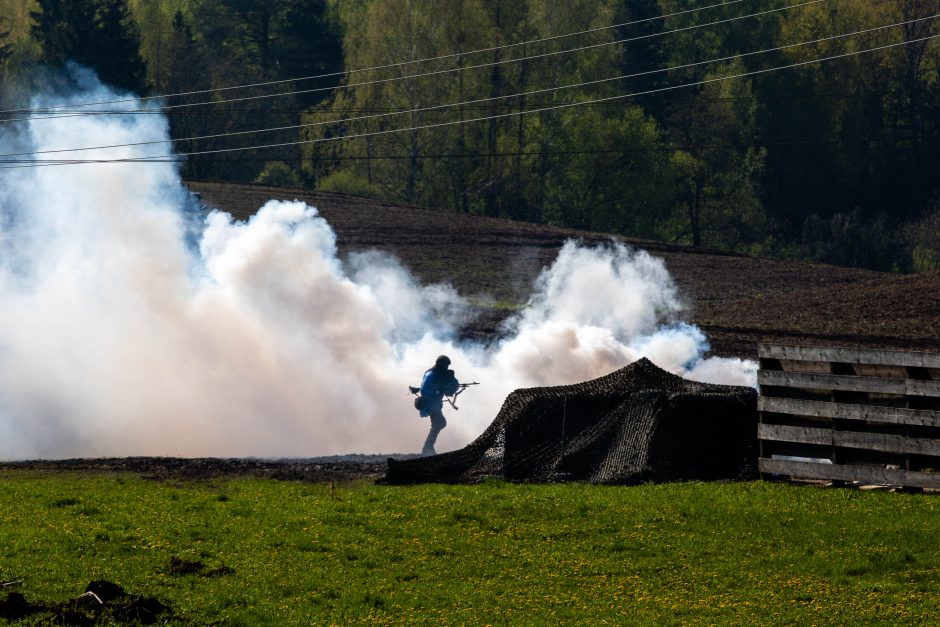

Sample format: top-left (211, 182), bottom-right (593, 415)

top-left (0, 581), bottom-right (170, 625)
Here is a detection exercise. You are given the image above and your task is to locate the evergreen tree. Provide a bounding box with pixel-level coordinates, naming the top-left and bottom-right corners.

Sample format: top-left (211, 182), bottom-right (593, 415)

top-left (163, 9), bottom-right (215, 181)
top-left (273, 0), bottom-right (343, 107)
top-left (93, 0), bottom-right (147, 93)
top-left (30, 0), bottom-right (147, 93)
top-left (193, 0), bottom-right (340, 87)
top-left (615, 0), bottom-right (668, 116)
top-left (184, 0), bottom-right (342, 182)
top-left (0, 17), bottom-right (11, 76)
top-left (30, 0), bottom-right (97, 67)
top-left (164, 10), bottom-right (203, 96)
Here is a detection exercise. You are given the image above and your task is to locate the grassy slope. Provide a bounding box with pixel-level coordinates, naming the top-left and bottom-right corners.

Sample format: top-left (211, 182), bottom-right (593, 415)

top-left (2, 472), bottom-right (938, 624)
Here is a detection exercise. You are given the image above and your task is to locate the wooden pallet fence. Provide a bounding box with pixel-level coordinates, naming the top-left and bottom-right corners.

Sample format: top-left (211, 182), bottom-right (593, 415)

top-left (757, 344), bottom-right (940, 489)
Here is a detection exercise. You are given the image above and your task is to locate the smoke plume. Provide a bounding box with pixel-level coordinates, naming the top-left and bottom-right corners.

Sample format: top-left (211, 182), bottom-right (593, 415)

top-left (0, 72), bottom-right (756, 459)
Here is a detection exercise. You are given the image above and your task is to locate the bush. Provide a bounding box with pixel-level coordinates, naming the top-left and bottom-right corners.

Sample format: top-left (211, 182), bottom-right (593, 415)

top-left (253, 161), bottom-right (301, 188)
top-left (904, 204), bottom-right (940, 272)
top-left (316, 170), bottom-right (383, 199)
top-left (801, 208), bottom-right (908, 272)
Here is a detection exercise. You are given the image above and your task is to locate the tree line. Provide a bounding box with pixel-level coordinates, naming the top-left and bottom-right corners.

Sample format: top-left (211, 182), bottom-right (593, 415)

top-left (2, 0), bottom-right (939, 272)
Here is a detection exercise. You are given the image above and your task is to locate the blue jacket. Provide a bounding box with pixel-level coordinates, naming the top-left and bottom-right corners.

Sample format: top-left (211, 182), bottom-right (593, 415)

top-left (418, 368), bottom-right (459, 416)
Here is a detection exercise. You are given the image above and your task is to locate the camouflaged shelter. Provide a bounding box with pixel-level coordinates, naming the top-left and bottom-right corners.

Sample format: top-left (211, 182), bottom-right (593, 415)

top-left (385, 358), bottom-right (758, 484)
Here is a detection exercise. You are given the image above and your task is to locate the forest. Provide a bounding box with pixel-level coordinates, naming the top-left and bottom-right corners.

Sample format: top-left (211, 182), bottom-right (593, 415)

top-left (1, 0), bottom-right (939, 272)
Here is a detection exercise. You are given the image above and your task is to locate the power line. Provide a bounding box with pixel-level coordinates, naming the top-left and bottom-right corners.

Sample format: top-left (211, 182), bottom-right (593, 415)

top-left (0, 0), bottom-right (749, 118)
top-left (3, 34), bottom-right (940, 169)
top-left (128, 0), bottom-right (833, 113)
top-left (5, 0), bottom-right (824, 123)
top-left (0, 92), bottom-right (893, 118)
top-left (4, 31), bottom-right (938, 169)
top-left (3, 134), bottom-right (934, 167)
top-left (4, 13), bottom-right (933, 161)
top-left (180, 33), bottom-right (940, 160)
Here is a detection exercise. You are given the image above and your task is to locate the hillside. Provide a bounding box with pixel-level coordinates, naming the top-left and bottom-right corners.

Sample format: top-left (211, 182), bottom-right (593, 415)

top-left (188, 181), bottom-right (940, 359)
top-left (10, 0), bottom-right (940, 274)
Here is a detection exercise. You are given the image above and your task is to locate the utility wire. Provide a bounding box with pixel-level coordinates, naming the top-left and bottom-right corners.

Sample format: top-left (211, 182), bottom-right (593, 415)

top-left (0, 0), bottom-right (749, 117)
top-left (5, 0), bottom-right (824, 122)
top-left (2, 134), bottom-right (934, 166)
top-left (3, 12), bottom-right (933, 161)
top-left (0, 92), bottom-right (893, 118)
top-left (4, 32), bottom-right (938, 168)
top-left (7, 34), bottom-right (940, 169)
top-left (177, 33), bottom-right (940, 160)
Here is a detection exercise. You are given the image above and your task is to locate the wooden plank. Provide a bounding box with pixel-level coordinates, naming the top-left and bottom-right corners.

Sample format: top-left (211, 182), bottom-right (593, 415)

top-left (759, 423), bottom-right (831, 445)
top-left (759, 458), bottom-right (940, 488)
top-left (758, 345), bottom-right (940, 369)
top-left (853, 364), bottom-right (908, 379)
top-left (909, 380), bottom-right (940, 397)
top-left (758, 371), bottom-right (940, 397)
top-left (758, 424), bottom-right (940, 457)
top-left (836, 432), bottom-right (940, 457)
top-left (758, 396), bottom-right (940, 427)
top-left (775, 359), bottom-right (832, 374)
top-left (759, 371), bottom-right (899, 394)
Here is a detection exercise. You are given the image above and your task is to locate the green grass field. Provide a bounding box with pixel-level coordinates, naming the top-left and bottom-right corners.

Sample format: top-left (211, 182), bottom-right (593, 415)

top-left (1, 472), bottom-right (938, 625)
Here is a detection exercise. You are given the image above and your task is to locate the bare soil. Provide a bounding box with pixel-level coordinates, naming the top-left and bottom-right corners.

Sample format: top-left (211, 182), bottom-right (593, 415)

top-left (0, 456), bottom-right (397, 483)
top-left (0, 580), bottom-right (171, 625)
top-left (189, 181), bottom-right (940, 358)
top-left (4, 182), bottom-right (936, 480)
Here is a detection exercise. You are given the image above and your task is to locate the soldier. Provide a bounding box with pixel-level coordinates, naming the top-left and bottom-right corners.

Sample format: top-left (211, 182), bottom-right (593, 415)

top-left (412, 355), bottom-right (459, 456)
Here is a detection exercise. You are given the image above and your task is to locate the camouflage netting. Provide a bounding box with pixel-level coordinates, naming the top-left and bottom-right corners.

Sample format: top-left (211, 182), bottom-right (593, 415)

top-left (385, 358), bottom-right (758, 484)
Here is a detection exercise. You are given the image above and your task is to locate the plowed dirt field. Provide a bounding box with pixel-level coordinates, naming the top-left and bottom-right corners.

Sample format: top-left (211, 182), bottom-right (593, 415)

top-left (189, 181), bottom-right (940, 359)
top-left (3, 184), bottom-right (937, 477)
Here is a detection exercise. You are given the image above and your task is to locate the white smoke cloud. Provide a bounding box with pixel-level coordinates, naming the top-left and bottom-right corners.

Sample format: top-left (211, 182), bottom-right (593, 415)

top-left (0, 72), bottom-right (757, 460)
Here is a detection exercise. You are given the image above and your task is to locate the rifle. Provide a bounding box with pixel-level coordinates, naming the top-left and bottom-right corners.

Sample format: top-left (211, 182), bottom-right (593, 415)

top-left (446, 382), bottom-right (480, 410)
top-left (409, 382), bottom-right (480, 410)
